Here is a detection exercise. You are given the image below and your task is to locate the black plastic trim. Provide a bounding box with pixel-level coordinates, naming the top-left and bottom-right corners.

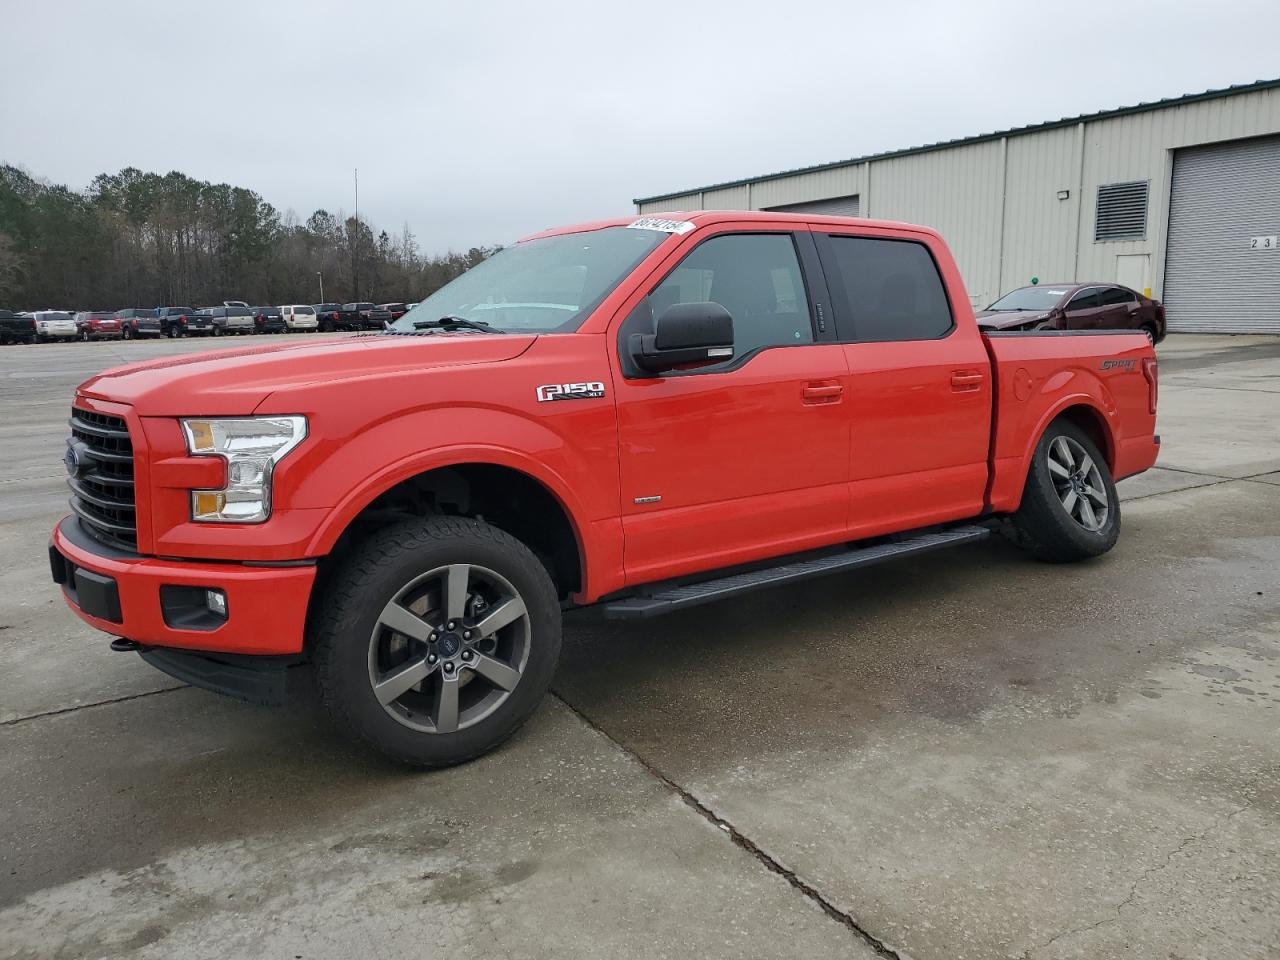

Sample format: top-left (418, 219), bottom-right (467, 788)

top-left (137, 647), bottom-right (296, 707)
top-left (602, 524), bottom-right (991, 619)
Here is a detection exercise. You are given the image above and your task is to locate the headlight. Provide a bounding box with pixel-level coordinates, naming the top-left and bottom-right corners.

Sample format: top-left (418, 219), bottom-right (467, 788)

top-left (181, 416), bottom-right (307, 523)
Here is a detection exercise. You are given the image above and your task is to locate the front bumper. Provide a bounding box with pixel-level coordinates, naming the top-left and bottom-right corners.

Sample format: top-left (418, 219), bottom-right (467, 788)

top-left (50, 516), bottom-right (315, 656)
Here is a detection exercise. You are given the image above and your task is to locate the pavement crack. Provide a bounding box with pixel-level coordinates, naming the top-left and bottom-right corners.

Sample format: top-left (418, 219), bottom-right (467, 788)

top-left (552, 692), bottom-right (907, 959)
top-left (1, 684), bottom-right (185, 727)
top-left (1025, 804), bottom-right (1249, 957)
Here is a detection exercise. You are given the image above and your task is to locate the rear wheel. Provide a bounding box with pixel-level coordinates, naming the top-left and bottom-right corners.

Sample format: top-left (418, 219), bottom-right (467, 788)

top-left (311, 516), bottom-right (561, 767)
top-left (1141, 324), bottom-right (1157, 345)
top-left (1011, 419), bottom-right (1120, 562)
top-left (122, 326), bottom-right (133, 341)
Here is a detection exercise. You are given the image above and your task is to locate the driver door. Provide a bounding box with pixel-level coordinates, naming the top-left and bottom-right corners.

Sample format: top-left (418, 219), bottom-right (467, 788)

top-left (610, 229), bottom-right (850, 585)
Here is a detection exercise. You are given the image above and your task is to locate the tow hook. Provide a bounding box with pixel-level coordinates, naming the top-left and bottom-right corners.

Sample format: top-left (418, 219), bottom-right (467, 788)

top-left (109, 638), bottom-right (142, 653)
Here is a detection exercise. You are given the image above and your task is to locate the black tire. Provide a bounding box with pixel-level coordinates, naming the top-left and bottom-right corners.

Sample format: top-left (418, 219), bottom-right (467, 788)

top-left (1140, 323), bottom-right (1157, 345)
top-left (80, 329), bottom-right (90, 342)
top-left (122, 326), bottom-right (133, 341)
top-left (1011, 418), bottom-right (1120, 563)
top-left (311, 516), bottom-right (561, 767)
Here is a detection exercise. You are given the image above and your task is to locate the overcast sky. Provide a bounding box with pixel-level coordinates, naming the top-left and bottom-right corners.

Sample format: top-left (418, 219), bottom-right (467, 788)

top-left (3, 0), bottom-right (1277, 256)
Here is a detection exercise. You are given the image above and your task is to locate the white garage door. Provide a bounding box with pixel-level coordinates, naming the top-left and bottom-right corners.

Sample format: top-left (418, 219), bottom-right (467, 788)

top-left (1164, 135), bottom-right (1280, 333)
top-left (764, 195), bottom-right (860, 217)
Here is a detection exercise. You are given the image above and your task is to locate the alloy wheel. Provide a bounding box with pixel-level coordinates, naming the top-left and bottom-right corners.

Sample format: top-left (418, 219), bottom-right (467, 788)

top-left (367, 563), bottom-right (531, 734)
top-left (1047, 435), bottom-right (1109, 532)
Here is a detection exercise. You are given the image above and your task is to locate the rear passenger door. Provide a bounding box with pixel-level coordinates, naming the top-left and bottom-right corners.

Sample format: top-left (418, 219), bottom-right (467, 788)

top-left (1096, 285), bottom-right (1138, 329)
top-left (813, 229), bottom-right (993, 538)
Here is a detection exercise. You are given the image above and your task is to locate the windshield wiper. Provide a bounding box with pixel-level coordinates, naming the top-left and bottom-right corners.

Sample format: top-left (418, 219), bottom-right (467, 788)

top-left (412, 315), bottom-right (503, 333)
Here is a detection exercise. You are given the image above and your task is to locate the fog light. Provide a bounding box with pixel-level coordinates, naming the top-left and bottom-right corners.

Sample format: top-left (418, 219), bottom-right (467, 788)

top-left (205, 589), bottom-right (228, 619)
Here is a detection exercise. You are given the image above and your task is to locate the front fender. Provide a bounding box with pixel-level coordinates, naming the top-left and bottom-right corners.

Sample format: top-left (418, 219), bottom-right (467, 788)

top-left (288, 401), bottom-right (622, 601)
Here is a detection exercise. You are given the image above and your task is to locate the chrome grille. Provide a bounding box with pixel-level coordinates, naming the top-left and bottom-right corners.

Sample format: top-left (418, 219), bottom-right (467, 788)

top-left (68, 408), bottom-right (137, 551)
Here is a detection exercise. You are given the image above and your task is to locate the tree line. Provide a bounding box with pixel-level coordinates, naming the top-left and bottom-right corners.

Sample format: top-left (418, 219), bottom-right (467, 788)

top-left (0, 164), bottom-right (495, 310)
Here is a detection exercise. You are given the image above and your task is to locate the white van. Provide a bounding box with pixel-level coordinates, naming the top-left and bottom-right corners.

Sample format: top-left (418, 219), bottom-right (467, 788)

top-left (280, 304), bottom-right (319, 332)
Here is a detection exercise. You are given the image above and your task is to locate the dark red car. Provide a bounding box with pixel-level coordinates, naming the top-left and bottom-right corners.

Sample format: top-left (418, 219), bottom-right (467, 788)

top-left (73, 311), bottom-right (124, 341)
top-left (977, 283), bottom-right (1166, 343)
top-left (379, 302), bottom-right (409, 321)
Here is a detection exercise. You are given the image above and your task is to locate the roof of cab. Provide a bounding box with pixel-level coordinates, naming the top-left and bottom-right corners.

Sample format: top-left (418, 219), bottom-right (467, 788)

top-left (520, 210), bottom-right (940, 243)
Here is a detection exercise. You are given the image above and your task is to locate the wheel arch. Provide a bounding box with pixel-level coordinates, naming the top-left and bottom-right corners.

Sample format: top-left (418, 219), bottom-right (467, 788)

top-left (991, 396), bottom-right (1120, 514)
top-left (307, 452), bottom-right (589, 603)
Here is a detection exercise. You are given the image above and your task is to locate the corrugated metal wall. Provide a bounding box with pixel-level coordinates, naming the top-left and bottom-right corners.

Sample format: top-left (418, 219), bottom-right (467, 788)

top-left (637, 86), bottom-right (1280, 327)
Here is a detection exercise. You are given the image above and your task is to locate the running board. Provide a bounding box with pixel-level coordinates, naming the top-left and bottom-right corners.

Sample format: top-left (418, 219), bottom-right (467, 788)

top-left (601, 525), bottom-right (991, 620)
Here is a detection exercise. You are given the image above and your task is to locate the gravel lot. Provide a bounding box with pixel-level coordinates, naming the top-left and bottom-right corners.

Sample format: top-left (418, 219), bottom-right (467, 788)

top-left (2, 332), bottom-right (1279, 959)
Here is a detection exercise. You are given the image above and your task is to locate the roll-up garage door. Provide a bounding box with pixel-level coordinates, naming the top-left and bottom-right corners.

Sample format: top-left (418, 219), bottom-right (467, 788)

top-left (764, 195), bottom-right (860, 217)
top-left (1164, 135), bottom-right (1280, 333)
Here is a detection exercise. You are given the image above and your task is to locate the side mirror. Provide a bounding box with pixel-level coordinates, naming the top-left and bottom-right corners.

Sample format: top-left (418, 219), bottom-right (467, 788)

top-left (629, 301), bottom-right (734, 374)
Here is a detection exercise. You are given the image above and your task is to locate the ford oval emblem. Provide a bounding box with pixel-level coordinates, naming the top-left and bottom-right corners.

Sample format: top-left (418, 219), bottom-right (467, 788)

top-left (63, 443), bottom-right (80, 476)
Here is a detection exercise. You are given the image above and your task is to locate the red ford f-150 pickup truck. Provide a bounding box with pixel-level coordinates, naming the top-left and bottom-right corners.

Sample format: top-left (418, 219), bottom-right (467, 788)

top-left (49, 212), bottom-right (1159, 766)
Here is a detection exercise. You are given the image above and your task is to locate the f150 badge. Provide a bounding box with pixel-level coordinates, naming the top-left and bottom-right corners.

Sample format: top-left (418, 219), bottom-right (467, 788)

top-left (537, 381), bottom-right (606, 402)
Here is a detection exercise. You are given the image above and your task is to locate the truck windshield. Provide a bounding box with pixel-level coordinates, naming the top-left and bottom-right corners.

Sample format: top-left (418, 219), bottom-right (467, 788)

top-left (393, 226), bottom-right (668, 334)
top-left (986, 286), bottom-right (1070, 311)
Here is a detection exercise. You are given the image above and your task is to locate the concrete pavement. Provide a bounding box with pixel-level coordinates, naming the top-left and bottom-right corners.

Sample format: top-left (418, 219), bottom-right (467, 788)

top-left (2, 333), bottom-right (1278, 958)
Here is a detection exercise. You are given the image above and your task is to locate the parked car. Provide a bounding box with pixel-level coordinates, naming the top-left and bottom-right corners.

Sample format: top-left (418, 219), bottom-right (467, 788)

top-left (223, 300), bottom-right (250, 308)
top-left (115, 308), bottom-right (163, 340)
top-left (280, 304), bottom-right (319, 332)
top-left (0, 309), bottom-right (36, 344)
top-left (186, 309), bottom-right (220, 336)
top-left (73, 311), bottom-right (124, 341)
top-left (251, 306), bottom-right (287, 334)
top-left (203, 305), bottom-right (255, 336)
top-left (339, 302), bottom-right (392, 330)
top-left (49, 211), bottom-right (1160, 768)
top-left (379, 302), bottom-right (409, 321)
top-left (313, 303), bottom-right (344, 332)
top-left (977, 283), bottom-right (1166, 343)
top-left (30, 310), bottom-right (78, 342)
top-left (154, 307), bottom-right (203, 339)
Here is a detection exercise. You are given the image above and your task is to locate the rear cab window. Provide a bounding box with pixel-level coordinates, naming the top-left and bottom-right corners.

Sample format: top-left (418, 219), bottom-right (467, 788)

top-left (819, 234), bottom-right (953, 341)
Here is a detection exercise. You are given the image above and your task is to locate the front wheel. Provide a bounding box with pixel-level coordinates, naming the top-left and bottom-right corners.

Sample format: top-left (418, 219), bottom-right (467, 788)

top-left (310, 516), bottom-right (561, 767)
top-left (1011, 419), bottom-right (1120, 563)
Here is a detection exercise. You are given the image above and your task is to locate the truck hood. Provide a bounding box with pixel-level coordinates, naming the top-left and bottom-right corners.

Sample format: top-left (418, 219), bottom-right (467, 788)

top-left (77, 333), bottom-right (537, 416)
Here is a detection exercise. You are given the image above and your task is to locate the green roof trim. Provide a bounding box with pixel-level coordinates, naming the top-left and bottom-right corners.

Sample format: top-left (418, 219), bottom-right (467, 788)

top-left (633, 78), bottom-right (1280, 206)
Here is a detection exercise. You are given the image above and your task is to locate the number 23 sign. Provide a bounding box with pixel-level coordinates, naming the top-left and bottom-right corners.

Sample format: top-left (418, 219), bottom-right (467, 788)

top-left (1250, 235), bottom-right (1277, 250)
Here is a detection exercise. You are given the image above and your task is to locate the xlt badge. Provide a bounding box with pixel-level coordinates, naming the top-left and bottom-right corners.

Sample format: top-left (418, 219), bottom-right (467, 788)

top-left (537, 381), bottom-right (606, 402)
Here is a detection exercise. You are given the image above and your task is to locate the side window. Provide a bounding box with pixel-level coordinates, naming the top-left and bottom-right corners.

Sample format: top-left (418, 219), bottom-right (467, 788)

top-left (825, 236), bottom-right (952, 341)
top-left (1068, 289), bottom-right (1100, 310)
top-left (1098, 286), bottom-right (1135, 306)
top-left (648, 233), bottom-right (813, 364)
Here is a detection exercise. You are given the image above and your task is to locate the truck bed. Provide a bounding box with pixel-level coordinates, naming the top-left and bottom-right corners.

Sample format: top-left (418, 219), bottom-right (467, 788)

top-left (981, 328), bottom-right (1158, 514)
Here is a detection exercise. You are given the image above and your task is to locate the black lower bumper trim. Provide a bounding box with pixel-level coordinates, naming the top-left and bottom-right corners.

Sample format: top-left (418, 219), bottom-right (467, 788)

top-left (138, 647), bottom-right (296, 707)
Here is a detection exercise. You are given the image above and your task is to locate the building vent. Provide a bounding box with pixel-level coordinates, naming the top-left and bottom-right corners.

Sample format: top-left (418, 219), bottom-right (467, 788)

top-left (1094, 180), bottom-right (1149, 241)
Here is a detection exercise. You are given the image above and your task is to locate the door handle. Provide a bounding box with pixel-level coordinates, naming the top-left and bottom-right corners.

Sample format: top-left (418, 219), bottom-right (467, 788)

top-left (802, 382), bottom-right (844, 404)
top-left (950, 371), bottom-right (985, 391)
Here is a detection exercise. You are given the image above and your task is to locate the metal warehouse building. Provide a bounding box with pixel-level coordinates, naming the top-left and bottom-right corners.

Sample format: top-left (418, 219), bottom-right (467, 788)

top-left (635, 79), bottom-right (1280, 334)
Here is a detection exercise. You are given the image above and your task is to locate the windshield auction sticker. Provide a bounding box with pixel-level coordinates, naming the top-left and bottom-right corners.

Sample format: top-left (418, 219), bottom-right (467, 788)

top-left (628, 217), bottom-right (695, 234)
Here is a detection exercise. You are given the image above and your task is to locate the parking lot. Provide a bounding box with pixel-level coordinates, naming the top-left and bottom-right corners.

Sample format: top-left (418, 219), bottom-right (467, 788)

top-left (1, 332), bottom-right (1278, 959)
